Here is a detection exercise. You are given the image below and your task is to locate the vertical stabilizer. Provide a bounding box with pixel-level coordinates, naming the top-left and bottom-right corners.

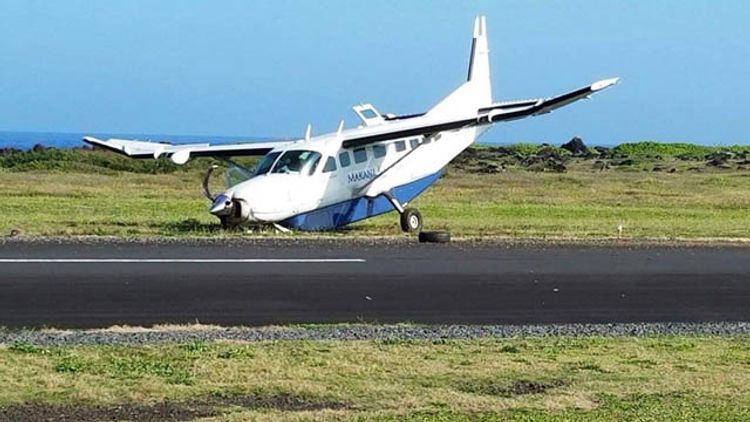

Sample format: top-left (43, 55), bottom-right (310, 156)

top-left (467, 16), bottom-right (491, 102)
top-left (427, 16), bottom-right (493, 118)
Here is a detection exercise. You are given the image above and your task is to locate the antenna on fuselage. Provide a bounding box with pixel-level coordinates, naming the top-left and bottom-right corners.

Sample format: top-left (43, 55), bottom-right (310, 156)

top-left (304, 123), bottom-right (312, 142)
top-left (336, 120), bottom-right (344, 137)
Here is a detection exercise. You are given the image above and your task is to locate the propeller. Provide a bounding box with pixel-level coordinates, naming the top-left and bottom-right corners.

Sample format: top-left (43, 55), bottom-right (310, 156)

top-left (202, 165), bottom-right (218, 200)
top-left (202, 163), bottom-right (249, 227)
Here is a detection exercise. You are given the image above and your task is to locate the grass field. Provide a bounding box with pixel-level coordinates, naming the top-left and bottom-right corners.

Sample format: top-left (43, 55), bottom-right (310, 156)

top-left (0, 167), bottom-right (748, 239)
top-left (1, 335), bottom-right (749, 420)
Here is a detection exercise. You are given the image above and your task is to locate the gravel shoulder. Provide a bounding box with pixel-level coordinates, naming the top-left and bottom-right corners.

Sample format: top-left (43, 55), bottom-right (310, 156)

top-left (4, 323), bottom-right (750, 346)
top-left (2, 235), bottom-right (750, 249)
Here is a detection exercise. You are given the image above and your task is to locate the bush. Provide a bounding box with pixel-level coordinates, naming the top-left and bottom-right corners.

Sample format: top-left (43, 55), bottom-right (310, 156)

top-left (613, 142), bottom-right (749, 159)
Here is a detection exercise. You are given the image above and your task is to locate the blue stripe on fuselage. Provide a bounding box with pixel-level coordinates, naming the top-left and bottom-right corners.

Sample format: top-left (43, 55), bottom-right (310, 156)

top-left (282, 170), bottom-right (443, 231)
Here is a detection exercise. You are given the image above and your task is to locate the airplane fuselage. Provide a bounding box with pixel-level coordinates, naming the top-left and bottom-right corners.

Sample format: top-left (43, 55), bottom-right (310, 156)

top-left (218, 118), bottom-right (489, 230)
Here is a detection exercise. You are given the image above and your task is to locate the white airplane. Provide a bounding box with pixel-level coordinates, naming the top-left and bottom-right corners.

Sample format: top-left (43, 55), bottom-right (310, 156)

top-left (84, 16), bottom-right (618, 234)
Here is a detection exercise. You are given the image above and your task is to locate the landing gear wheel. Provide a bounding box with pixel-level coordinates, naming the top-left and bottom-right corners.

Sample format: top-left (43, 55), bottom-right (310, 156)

top-left (219, 216), bottom-right (230, 230)
top-left (418, 231), bottom-right (451, 244)
top-left (400, 208), bottom-right (423, 233)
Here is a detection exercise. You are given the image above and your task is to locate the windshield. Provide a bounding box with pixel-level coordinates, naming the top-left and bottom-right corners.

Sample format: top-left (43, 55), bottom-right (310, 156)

top-left (271, 150), bottom-right (322, 175)
top-left (253, 151), bottom-right (281, 176)
top-left (225, 165), bottom-right (253, 187)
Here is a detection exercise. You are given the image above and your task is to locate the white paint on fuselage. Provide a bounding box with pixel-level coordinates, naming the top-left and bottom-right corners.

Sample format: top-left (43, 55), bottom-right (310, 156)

top-left (223, 123), bottom-right (487, 224)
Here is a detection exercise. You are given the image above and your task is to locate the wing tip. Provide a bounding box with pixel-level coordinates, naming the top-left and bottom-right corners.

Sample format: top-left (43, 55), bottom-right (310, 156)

top-left (82, 136), bottom-right (102, 145)
top-left (591, 77), bottom-right (620, 92)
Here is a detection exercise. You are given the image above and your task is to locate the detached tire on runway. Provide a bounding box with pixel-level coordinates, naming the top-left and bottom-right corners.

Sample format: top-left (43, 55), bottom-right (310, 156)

top-left (418, 230), bottom-right (451, 243)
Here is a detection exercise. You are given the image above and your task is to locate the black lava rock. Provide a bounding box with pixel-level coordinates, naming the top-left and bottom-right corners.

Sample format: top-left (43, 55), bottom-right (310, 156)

top-left (560, 136), bottom-right (588, 156)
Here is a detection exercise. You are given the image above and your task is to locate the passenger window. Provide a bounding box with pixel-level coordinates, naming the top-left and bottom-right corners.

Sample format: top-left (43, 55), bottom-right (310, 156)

top-left (395, 141), bottom-right (406, 152)
top-left (410, 138), bottom-right (419, 149)
top-left (323, 156), bottom-right (337, 173)
top-left (373, 144), bottom-right (386, 158)
top-left (422, 137), bottom-right (431, 144)
top-left (353, 148), bottom-right (368, 163)
top-left (339, 151), bottom-right (351, 167)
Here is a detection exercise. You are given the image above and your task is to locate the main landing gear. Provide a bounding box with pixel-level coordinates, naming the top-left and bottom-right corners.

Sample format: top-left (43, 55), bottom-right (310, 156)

top-left (383, 192), bottom-right (421, 234)
top-left (400, 208), bottom-right (423, 233)
top-left (383, 192), bottom-right (450, 243)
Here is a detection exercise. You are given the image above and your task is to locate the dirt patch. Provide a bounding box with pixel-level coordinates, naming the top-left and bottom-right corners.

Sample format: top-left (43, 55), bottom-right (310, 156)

top-left (457, 379), bottom-right (565, 397)
top-left (0, 393), bottom-right (350, 421)
top-left (211, 392), bottom-right (349, 412)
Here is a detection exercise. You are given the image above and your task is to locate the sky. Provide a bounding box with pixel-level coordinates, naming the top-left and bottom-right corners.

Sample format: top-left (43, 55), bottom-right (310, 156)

top-left (0, 0), bottom-right (748, 145)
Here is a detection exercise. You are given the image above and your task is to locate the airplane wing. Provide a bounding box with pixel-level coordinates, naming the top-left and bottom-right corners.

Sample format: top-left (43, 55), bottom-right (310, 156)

top-left (341, 77), bottom-right (619, 149)
top-left (82, 136), bottom-right (293, 164)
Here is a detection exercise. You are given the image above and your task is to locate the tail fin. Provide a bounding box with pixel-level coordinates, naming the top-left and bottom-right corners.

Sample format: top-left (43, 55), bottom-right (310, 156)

top-left (427, 16), bottom-right (493, 118)
top-left (467, 16), bottom-right (491, 101)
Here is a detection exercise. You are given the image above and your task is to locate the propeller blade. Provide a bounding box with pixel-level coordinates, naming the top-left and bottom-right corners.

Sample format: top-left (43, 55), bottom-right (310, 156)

top-left (202, 165), bottom-right (219, 200)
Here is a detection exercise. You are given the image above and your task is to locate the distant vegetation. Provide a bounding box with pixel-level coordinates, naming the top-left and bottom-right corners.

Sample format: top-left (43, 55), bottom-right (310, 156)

top-left (1, 140), bottom-right (748, 174)
top-left (0, 146), bottom-right (200, 174)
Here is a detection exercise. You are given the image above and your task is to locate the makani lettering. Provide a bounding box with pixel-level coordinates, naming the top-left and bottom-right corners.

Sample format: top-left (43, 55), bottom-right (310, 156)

top-left (347, 168), bottom-right (378, 184)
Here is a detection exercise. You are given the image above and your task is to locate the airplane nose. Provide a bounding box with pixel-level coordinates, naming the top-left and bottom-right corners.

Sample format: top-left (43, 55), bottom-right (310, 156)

top-left (209, 194), bottom-right (234, 216)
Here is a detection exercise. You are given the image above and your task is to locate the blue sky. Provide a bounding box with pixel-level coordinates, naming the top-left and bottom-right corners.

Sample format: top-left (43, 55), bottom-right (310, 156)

top-left (0, 0), bottom-right (747, 145)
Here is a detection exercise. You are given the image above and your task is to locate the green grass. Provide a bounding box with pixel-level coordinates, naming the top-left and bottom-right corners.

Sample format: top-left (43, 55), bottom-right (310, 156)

top-left (0, 168), bottom-right (748, 239)
top-left (1, 336), bottom-right (749, 420)
top-left (0, 144), bottom-right (748, 239)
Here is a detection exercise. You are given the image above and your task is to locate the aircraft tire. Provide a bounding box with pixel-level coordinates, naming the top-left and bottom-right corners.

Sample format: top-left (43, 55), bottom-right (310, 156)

top-left (400, 208), bottom-right (423, 233)
top-left (418, 230), bottom-right (451, 243)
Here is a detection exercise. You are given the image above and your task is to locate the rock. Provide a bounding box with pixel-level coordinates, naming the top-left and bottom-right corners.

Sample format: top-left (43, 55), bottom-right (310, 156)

top-left (705, 151), bottom-right (734, 162)
top-left (536, 147), bottom-right (562, 160)
top-left (560, 136), bottom-right (588, 156)
top-left (478, 163), bottom-right (503, 174)
top-left (614, 158), bottom-right (635, 166)
top-left (593, 146), bottom-right (614, 159)
top-left (0, 147), bottom-right (22, 156)
top-left (548, 161), bottom-right (567, 172)
top-left (486, 146), bottom-right (513, 156)
top-left (593, 160), bottom-right (610, 171)
top-left (706, 158), bottom-right (731, 168)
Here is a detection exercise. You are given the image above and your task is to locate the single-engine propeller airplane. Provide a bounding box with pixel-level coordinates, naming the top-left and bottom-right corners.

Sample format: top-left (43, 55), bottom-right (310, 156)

top-left (84, 16), bottom-right (618, 234)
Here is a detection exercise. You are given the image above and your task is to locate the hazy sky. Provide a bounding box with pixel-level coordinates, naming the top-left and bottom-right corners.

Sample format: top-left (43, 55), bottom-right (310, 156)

top-left (1, 0), bottom-right (747, 145)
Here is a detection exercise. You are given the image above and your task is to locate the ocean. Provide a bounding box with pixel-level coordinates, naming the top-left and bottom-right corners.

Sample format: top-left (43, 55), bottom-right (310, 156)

top-left (0, 131), bottom-right (273, 150)
top-left (0, 130), bottom-right (621, 149)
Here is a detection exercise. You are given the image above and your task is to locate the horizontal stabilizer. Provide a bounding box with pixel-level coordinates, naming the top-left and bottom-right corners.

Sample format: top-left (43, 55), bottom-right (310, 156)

top-left (478, 77), bottom-right (620, 123)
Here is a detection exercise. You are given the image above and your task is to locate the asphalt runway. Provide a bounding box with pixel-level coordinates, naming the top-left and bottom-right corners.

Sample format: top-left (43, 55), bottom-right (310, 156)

top-left (0, 240), bottom-right (748, 329)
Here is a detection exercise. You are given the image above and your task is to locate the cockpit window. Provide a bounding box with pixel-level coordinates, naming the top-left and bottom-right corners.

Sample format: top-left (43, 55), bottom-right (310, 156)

top-left (323, 156), bottom-right (337, 173)
top-left (272, 150), bottom-right (322, 175)
top-left (254, 151), bottom-right (281, 176)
